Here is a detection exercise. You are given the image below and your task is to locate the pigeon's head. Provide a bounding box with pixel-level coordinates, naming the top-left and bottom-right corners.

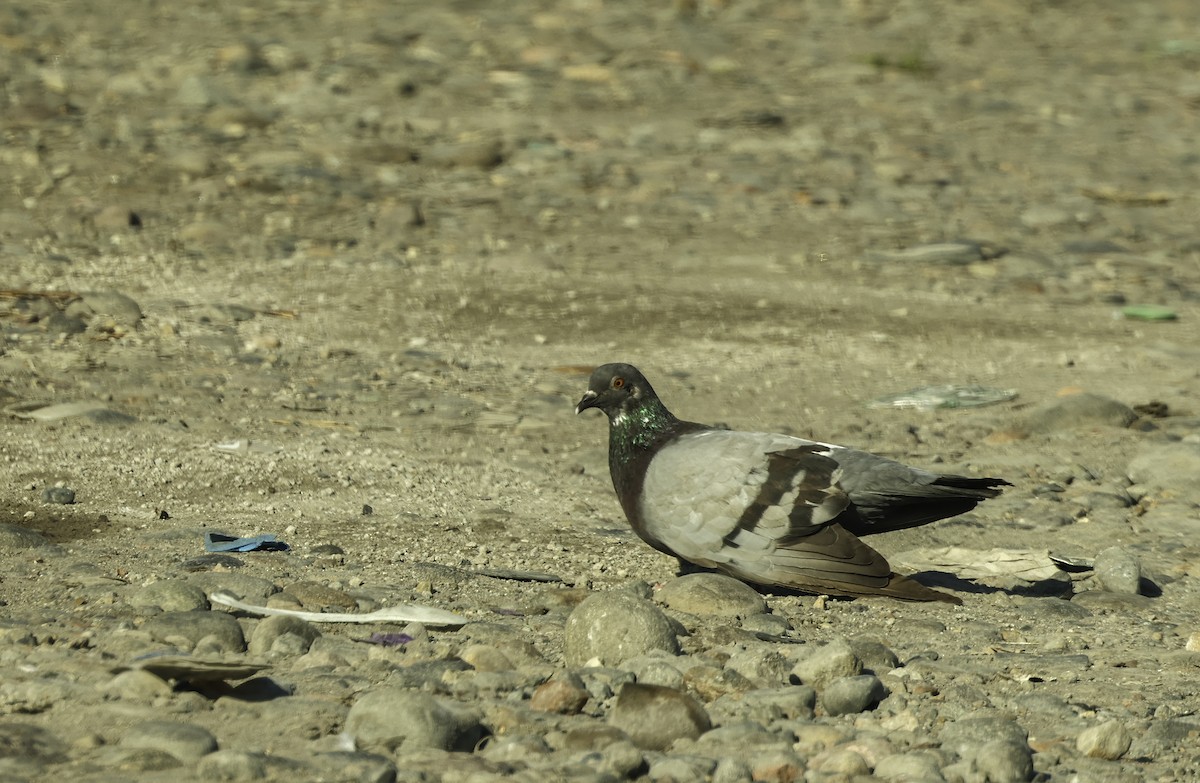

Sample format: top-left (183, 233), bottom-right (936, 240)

top-left (575, 363), bottom-right (655, 419)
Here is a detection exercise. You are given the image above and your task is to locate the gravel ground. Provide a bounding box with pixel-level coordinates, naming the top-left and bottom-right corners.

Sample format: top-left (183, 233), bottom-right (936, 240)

top-left (2, 1), bottom-right (1200, 782)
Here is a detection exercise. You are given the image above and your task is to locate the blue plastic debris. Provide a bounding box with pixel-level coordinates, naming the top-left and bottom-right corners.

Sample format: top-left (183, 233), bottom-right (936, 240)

top-left (203, 532), bottom-right (289, 553)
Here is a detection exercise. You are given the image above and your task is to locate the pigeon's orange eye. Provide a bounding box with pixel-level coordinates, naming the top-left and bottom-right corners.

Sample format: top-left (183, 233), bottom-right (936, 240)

top-left (612, 377), bottom-right (625, 389)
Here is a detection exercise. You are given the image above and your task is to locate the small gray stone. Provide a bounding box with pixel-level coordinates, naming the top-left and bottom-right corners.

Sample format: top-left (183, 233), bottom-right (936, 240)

top-left (186, 573), bottom-right (279, 603)
top-left (723, 647), bottom-right (792, 686)
top-left (592, 739), bottom-right (646, 778)
top-left (975, 739), bottom-right (1035, 782)
top-left (1019, 204), bottom-right (1072, 229)
top-left (1093, 546), bottom-right (1142, 595)
top-left (41, 486), bottom-right (75, 505)
top-left (711, 757), bottom-right (754, 783)
top-left (657, 573), bottom-right (767, 617)
top-left (815, 748), bottom-right (871, 775)
top-left (128, 580), bottom-right (210, 612)
top-left (707, 686), bottom-right (816, 727)
top-left (941, 715), bottom-right (1029, 763)
top-left (789, 638), bottom-right (862, 690)
top-left (1077, 720), bottom-right (1133, 759)
top-left (143, 610), bottom-right (246, 652)
top-left (564, 592), bottom-right (679, 667)
top-left (345, 687), bottom-right (484, 753)
top-left (120, 720), bottom-right (218, 762)
top-left (196, 749), bottom-right (269, 781)
top-left (738, 612), bottom-right (791, 637)
top-left (1072, 590), bottom-right (1153, 612)
top-left (1014, 393), bottom-right (1136, 436)
top-left (66, 290), bottom-right (143, 326)
top-left (102, 669), bottom-right (173, 701)
top-left (479, 734), bottom-right (551, 764)
top-left (247, 614), bottom-right (321, 656)
top-left (1127, 442), bottom-right (1200, 493)
top-left (648, 755), bottom-right (716, 781)
top-left (849, 638), bottom-right (901, 674)
top-left (693, 721), bottom-right (794, 756)
top-left (624, 654), bottom-right (686, 689)
top-left (608, 683), bottom-right (712, 751)
top-left (820, 674), bottom-right (887, 716)
top-left (311, 751), bottom-right (397, 783)
top-left (0, 524), bottom-right (49, 551)
top-left (874, 751), bottom-right (946, 782)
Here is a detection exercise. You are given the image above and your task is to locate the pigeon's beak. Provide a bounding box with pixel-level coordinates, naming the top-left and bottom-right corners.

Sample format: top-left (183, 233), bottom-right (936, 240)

top-left (575, 390), bottom-right (599, 415)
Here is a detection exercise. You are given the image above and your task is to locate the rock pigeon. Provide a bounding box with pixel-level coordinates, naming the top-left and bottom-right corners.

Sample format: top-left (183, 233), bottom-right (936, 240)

top-left (576, 363), bottom-right (1010, 604)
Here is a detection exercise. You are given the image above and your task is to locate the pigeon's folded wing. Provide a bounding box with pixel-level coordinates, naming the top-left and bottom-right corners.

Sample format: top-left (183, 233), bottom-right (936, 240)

top-left (638, 429), bottom-right (961, 603)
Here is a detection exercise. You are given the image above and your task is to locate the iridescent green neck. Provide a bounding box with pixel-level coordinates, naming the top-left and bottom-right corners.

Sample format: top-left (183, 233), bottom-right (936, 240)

top-left (609, 398), bottom-right (676, 462)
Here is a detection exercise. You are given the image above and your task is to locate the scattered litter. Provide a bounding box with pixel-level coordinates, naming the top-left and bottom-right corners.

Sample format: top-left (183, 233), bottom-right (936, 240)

top-left (867, 385), bottom-right (1017, 411)
top-left (1120, 305), bottom-right (1177, 321)
top-left (475, 567), bottom-right (564, 583)
top-left (212, 440), bottom-right (281, 454)
top-left (894, 547), bottom-right (1066, 583)
top-left (127, 653), bottom-right (269, 683)
top-left (1049, 553), bottom-right (1096, 572)
top-left (357, 632), bottom-right (414, 647)
top-left (204, 532), bottom-right (289, 553)
top-left (1081, 185), bottom-right (1172, 205)
top-left (210, 591), bottom-right (467, 628)
top-left (7, 401), bottom-right (110, 421)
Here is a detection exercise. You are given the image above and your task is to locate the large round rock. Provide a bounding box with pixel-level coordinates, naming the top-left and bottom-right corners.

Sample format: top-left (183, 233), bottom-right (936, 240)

top-left (345, 687), bottom-right (485, 753)
top-left (564, 592), bottom-right (679, 668)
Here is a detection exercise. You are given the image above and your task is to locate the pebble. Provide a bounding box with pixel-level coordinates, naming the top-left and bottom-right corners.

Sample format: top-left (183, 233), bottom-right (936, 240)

top-left (187, 573), bottom-right (279, 602)
top-left (974, 739), bottom-right (1035, 782)
top-left (707, 686), bottom-right (816, 726)
top-left (119, 720), bottom-right (219, 762)
top-left (1093, 546), bottom-right (1142, 594)
top-left (790, 638), bottom-right (862, 690)
top-left (41, 486), bottom-right (76, 504)
top-left (849, 638), bottom-right (901, 674)
top-left (0, 523), bottom-right (49, 550)
top-left (279, 581), bottom-right (358, 611)
top-left (142, 610), bottom-right (247, 652)
top-left (459, 643), bottom-right (516, 672)
top-left (529, 676), bottom-right (590, 714)
top-left (656, 573), bottom-right (768, 617)
top-left (128, 579), bottom-right (211, 612)
top-left (103, 669), bottom-right (174, 701)
top-left (940, 715), bottom-right (1030, 769)
top-left (812, 747), bottom-right (870, 776)
top-left (64, 290), bottom-right (143, 327)
top-left (1077, 720), bottom-right (1133, 760)
top-left (1005, 392), bottom-right (1136, 438)
top-left (1127, 442), bottom-right (1200, 493)
top-left (625, 653), bottom-right (686, 689)
top-left (648, 755), bottom-right (715, 781)
top-left (865, 241), bottom-right (988, 266)
top-left (247, 614), bottom-right (321, 655)
top-left (819, 674), bottom-right (887, 716)
top-left (564, 592), bottom-right (679, 667)
top-left (344, 687), bottom-right (485, 753)
top-left (195, 749), bottom-right (269, 781)
top-left (607, 682), bottom-right (712, 751)
top-left (876, 755), bottom-right (945, 783)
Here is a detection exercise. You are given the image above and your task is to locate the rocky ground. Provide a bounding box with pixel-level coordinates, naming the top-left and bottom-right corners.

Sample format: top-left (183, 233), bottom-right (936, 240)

top-left (3, 1), bottom-right (1200, 781)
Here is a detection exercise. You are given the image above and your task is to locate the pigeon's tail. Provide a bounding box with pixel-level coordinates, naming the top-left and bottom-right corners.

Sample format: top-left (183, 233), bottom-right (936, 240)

top-left (709, 522), bottom-right (964, 604)
top-left (932, 475), bottom-right (1012, 496)
top-left (841, 474), bottom-right (1011, 536)
top-left (876, 572), bottom-right (963, 605)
